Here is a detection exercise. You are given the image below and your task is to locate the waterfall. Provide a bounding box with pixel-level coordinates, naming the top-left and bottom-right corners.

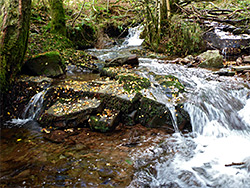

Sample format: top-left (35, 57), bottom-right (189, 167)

top-left (129, 60), bottom-right (250, 188)
top-left (22, 89), bottom-right (47, 120)
top-left (6, 89), bottom-right (47, 126)
top-left (122, 25), bottom-right (144, 47)
top-left (87, 25), bottom-right (144, 61)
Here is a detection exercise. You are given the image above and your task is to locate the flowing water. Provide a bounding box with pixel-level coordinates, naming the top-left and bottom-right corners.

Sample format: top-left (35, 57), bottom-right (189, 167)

top-left (128, 61), bottom-right (250, 188)
top-left (1, 26), bottom-right (250, 187)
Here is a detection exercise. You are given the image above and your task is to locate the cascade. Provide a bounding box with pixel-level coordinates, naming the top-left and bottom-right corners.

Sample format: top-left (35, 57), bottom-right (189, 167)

top-left (22, 89), bottom-right (47, 120)
top-left (129, 60), bottom-right (250, 188)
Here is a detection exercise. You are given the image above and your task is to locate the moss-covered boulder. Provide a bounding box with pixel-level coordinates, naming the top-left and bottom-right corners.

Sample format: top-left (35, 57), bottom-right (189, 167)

top-left (39, 97), bottom-right (103, 128)
top-left (100, 66), bottom-right (131, 78)
top-left (198, 50), bottom-right (223, 69)
top-left (23, 51), bottom-right (66, 77)
top-left (135, 96), bottom-right (173, 132)
top-left (89, 109), bottom-right (120, 132)
top-left (135, 95), bottom-right (191, 133)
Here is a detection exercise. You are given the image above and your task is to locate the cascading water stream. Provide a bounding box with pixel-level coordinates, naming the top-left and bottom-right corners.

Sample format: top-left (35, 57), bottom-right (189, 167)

top-left (6, 88), bottom-right (48, 126)
top-left (87, 25), bottom-right (144, 61)
top-left (22, 89), bottom-right (47, 120)
top-left (129, 59), bottom-right (250, 188)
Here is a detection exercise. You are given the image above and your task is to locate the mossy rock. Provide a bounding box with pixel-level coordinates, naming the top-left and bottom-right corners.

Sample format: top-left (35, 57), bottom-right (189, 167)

top-left (105, 55), bottom-right (139, 67)
top-left (198, 50), bottom-right (224, 69)
top-left (100, 66), bottom-right (131, 78)
top-left (117, 74), bottom-right (151, 93)
top-left (89, 109), bottom-right (120, 132)
top-left (135, 96), bottom-right (173, 131)
top-left (135, 95), bottom-right (192, 133)
top-left (175, 104), bottom-right (192, 132)
top-left (154, 74), bottom-right (185, 97)
top-left (39, 97), bottom-right (103, 128)
top-left (23, 51), bottom-right (66, 77)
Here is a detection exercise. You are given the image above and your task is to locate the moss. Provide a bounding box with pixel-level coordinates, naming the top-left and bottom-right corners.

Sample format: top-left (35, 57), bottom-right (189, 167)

top-left (0, 0), bottom-right (31, 92)
top-left (26, 32), bottom-right (73, 59)
top-left (118, 74), bottom-right (151, 93)
top-left (89, 116), bottom-right (111, 133)
top-left (154, 75), bottom-right (185, 96)
top-left (49, 0), bottom-right (66, 36)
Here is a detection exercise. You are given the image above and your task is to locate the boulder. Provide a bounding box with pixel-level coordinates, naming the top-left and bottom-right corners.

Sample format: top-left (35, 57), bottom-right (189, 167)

top-left (198, 50), bottom-right (224, 68)
top-left (135, 96), bottom-right (191, 133)
top-left (23, 51), bottom-right (65, 77)
top-left (39, 97), bottom-right (103, 128)
top-left (105, 55), bottom-right (139, 67)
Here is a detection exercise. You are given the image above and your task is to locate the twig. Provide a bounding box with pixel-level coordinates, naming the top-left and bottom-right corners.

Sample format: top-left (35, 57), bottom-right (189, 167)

top-left (174, 3), bottom-right (192, 15)
top-left (227, 6), bottom-right (250, 19)
top-left (72, 0), bottom-right (85, 28)
top-left (198, 16), bottom-right (250, 25)
top-left (225, 162), bottom-right (245, 167)
top-left (207, 9), bottom-right (233, 16)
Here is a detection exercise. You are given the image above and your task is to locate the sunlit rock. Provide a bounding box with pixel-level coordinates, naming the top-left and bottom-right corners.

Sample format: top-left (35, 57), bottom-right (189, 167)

top-left (105, 55), bottom-right (139, 67)
top-left (39, 97), bottom-right (103, 128)
top-left (198, 50), bottom-right (223, 68)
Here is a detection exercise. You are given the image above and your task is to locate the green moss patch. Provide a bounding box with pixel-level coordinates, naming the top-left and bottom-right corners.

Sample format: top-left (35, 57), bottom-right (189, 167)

top-left (26, 32), bottom-right (73, 59)
top-left (118, 74), bottom-right (151, 93)
top-left (89, 109), bottom-right (120, 132)
top-left (154, 75), bottom-right (185, 97)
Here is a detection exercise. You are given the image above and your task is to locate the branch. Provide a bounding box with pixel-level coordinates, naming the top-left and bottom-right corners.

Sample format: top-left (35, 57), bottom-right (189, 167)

top-left (72, 0), bottom-right (85, 28)
top-left (225, 162), bottom-right (245, 167)
top-left (227, 6), bottom-right (250, 19)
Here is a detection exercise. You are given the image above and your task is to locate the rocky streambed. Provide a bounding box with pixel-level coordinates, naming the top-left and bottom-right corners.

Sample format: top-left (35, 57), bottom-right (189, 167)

top-left (1, 23), bottom-right (250, 187)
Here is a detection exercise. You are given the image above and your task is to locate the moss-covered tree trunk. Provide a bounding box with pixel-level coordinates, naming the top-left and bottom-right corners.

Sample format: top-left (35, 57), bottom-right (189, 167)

top-left (0, 0), bottom-right (32, 92)
top-left (48, 0), bottom-right (66, 36)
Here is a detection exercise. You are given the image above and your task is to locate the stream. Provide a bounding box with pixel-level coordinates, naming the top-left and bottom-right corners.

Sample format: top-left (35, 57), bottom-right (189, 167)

top-left (1, 26), bottom-right (250, 187)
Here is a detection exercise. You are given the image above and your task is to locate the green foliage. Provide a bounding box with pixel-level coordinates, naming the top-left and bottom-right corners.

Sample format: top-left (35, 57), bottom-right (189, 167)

top-left (67, 22), bottom-right (97, 49)
top-left (26, 32), bottom-right (73, 59)
top-left (162, 15), bottom-right (205, 56)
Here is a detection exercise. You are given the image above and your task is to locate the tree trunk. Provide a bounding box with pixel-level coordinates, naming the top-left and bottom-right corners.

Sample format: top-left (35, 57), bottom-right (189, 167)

top-left (48, 0), bottom-right (66, 36)
top-left (0, 0), bottom-right (32, 92)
